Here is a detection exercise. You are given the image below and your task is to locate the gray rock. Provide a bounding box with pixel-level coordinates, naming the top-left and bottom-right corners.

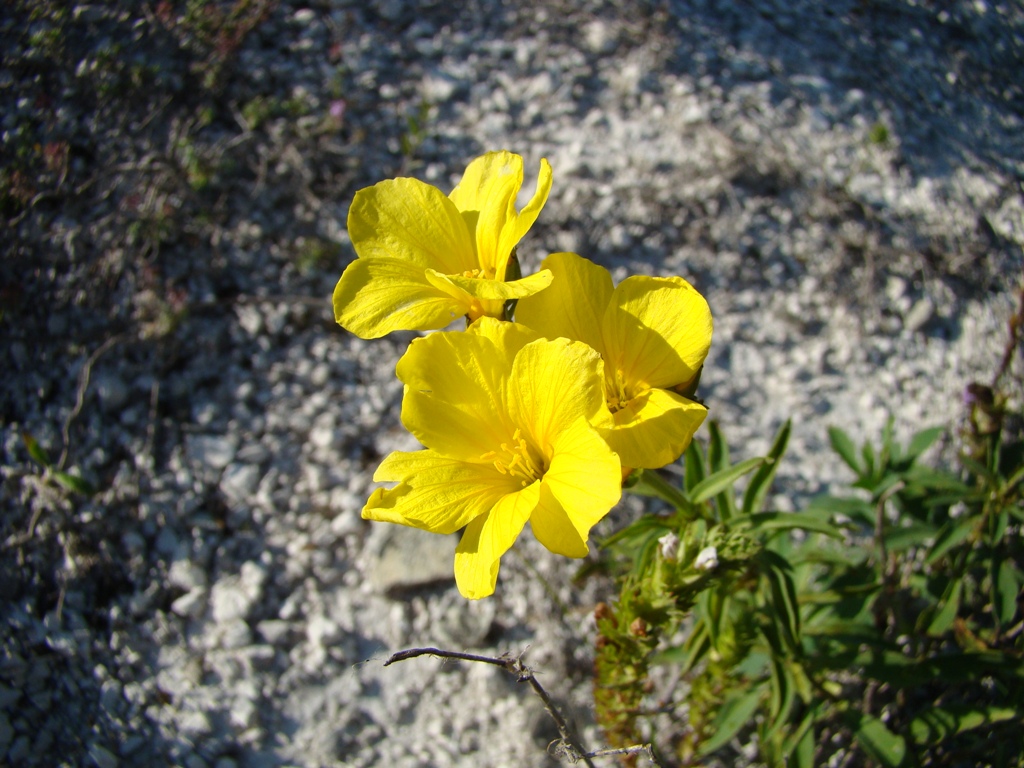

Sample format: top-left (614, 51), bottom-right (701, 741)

top-left (186, 435), bottom-right (238, 471)
top-left (210, 580), bottom-right (254, 624)
top-left (220, 463), bottom-right (262, 503)
top-left (367, 526), bottom-right (458, 594)
top-left (88, 742), bottom-right (118, 768)
top-left (904, 297), bottom-right (935, 333)
top-left (0, 713), bottom-right (11, 755)
top-left (93, 371), bottom-right (129, 413)
top-left (170, 588), bottom-right (208, 619)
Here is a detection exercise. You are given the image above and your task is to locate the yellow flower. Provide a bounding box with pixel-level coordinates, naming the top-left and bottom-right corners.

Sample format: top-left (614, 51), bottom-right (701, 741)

top-left (333, 151), bottom-right (554, 339)
top-left (362, 317), bottom-right (622, 599)
top-left (515, 252), bottom-right (713, 470)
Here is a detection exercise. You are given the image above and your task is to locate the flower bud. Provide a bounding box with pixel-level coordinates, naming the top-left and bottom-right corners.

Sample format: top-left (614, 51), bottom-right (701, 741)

top-left (658, 531), bottom-right (680, 561)
top-left (694, 545), bottom-right (719, 571)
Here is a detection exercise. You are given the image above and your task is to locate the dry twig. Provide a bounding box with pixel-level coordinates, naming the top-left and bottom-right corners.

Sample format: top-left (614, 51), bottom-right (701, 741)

top-left (383, 646), bottom-right (664, 766)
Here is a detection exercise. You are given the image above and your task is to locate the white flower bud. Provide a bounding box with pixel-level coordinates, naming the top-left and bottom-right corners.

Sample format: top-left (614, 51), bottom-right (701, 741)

top-left (694, 545), bottom-right (719, 571)
top-left (658, 531), bottom-right (679, 561)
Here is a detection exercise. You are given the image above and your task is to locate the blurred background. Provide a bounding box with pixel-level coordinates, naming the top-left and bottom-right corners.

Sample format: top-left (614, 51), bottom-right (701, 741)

top-left (1, 1), bottom-right (1021, 766)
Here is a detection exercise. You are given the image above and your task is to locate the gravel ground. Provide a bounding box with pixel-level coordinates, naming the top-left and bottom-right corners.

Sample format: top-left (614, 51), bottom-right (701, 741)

top-left (1, 1), bottom-right (1022, 766)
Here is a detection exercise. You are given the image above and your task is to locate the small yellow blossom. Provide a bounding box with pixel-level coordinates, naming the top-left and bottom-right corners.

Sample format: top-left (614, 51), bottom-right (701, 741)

top-left (362, 317), bottom-right (621, 599)
top-left (333, 151), bottom-right (554, 338)
top-left (516, 252), bottom-right (713, 469)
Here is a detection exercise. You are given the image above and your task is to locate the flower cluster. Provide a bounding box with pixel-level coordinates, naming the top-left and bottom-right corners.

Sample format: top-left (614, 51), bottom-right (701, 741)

top-left (333, 151), bottom-right (713, 598)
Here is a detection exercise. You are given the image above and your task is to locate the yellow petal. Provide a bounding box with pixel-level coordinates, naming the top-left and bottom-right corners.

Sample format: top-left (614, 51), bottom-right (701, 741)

top-left (602, 275), bottom-right (713, 390)
top-left (348, 177), bottom-right (477, 274)
top-left (598, 387), bottom-right (708, 469)
top-left (363, 450), bottom-right (518, 533)
top-left (397, 330), bottom-right (515, 461)
top-left (467, 316), bottom-right (541, 353)
top-left (454, 481), bottom-right (541, 599)
top-left (333, 258), bottom-right (467, 338)
top-left (514, 252), bottom-right (613, 353)
top-left (507, 337), bottom-right (606, 459)
top-left (494, 158), bottom-right (552, 280)
top-left (532, 420), bottom-right (621, 557)
top-left (425, 268), bottom-right (554, 301)
top-left (448, 151), bottom-right (552, 280)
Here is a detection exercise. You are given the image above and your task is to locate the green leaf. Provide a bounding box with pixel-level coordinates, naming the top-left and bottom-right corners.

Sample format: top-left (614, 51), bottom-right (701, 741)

top-left (925, 518), bottom-right (976, 564)
top-left (804, 495), bottom-right (875, 526)
top-left (784, 711), bottom-right (816, 768)
top-left (905, 425), bottom-right (944, 462)
top-left (766, 657), bottom-right (796, 739)
top-left (684, 439), bottom-right (707, 494)
top-left (730, 511), bottom-right (845, 539)
top-left (861, 651), bottom-right (1021, 688)
top-left (909, 705), bottom-right (1021, 746)
top-left (883, 521), bottom-right (937, 552)
top-left (742, 419), bottom-right (791, 515)
top-left (689, 457), bottom-right (764, 505)
top-left (829, 426), bottom-right (862, 474)
top-left (759, 551), bottom-right (801, 652)
top-left (901, 465), bottom-right (972, 495)
top-left (707, 420), bottom-right (730, 472)
top-left (653, 621), bottom-right (710, 674)
top-left (926, 579), bottom-right (962, 636)
top-left (992, 509), bottom-right (1009, 545)
top-left (21, 432), bottom-right (52, 468)
top-left (852, 712), bottom-right (907, 767)
top-left (707, 421), bottom-right (738, 521)
top-left (626, 469), bottom-right (693, 513)
top-left (994, 559), bottom-right (1020, 627)
top-left (52, 471), bottom-right (96, 496)
top-left (698, 686), bottom-right (765, 755)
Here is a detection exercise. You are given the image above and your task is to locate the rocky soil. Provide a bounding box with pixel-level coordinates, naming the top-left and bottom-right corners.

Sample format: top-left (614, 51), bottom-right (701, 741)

top-left (1, 0), bottom-right (1021, 766)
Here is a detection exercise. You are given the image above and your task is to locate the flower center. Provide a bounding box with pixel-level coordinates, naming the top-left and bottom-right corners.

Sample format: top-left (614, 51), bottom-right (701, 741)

top-left (460, 266), bottom-right (497, 280)
top-left (606, 368), bottom-right (632, 413)
top-left (606, 367), bottom-right (649, 413)
top-left (481, 428), bottom-right (543, 487)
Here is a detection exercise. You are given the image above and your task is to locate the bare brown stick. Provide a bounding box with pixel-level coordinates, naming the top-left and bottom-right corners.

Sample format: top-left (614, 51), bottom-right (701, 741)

top-left (59, 334), bottom-right (126, 471)
top-left (385, 647), bottom-right (665, 766)
top-left (587, 744), bottom-right (662, 762)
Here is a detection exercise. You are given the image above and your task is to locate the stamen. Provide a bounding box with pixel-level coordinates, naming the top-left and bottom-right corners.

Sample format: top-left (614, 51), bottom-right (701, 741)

top-left (481, 429), bottom-right (542, 487)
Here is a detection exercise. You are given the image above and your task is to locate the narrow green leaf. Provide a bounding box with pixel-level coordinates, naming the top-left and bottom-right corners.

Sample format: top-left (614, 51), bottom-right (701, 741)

top-left (785, 711), bottom-right (816, 768)
top-left (926, 579), bottom-right (962, 636)
top-left (689, 457), bottom-right (764, 505)
top-left (698, 686), bottom-right (765, 755)
top-left (684, 439), bottom-right (707, 494)
top-left (730, 511), bottom-right (845, 539)
top-left (853, 712), bottom-right (907, 767)
top-left (960, 454), bottom-right (996, 483)
top-left (759, 551), bottom-right (801, 652)
top-left (909, 705), bottom-right (1020, 746)
top-left (766, 658), bottom-right (796, 739)
top-left (653, 621), bottom-right (711, 674)
top-left (925, 518), bottom-right (976, 564)
top-left (52, 471), bottom-right (96, 496)
top-left (861, 439), bottom-right (877, 480)
top-left (21, 432), bottom-right (52, 468)
top-left (803, 495), bottom-right (875, 526)
top-left (995, 559), bottom-right (1020, 626)
top-left (828, 426), bottom-right (861, 474)
top-left (707, 421), bottom-right (738, 521)
top-left (707, 421), bottom-right (730, 472)
top-left (884, 521), bottom-right (938, 553)
top-left (743, 419), bottom-right (791, 515)
top-left (992, 509), bottom-right (1009, 545)
top-left (1001, 462), bottom-right (1024, 495)
top-left (626, 469), bottom-right (694, 514)
top-left (906, 425), bottom-right (944, 463)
